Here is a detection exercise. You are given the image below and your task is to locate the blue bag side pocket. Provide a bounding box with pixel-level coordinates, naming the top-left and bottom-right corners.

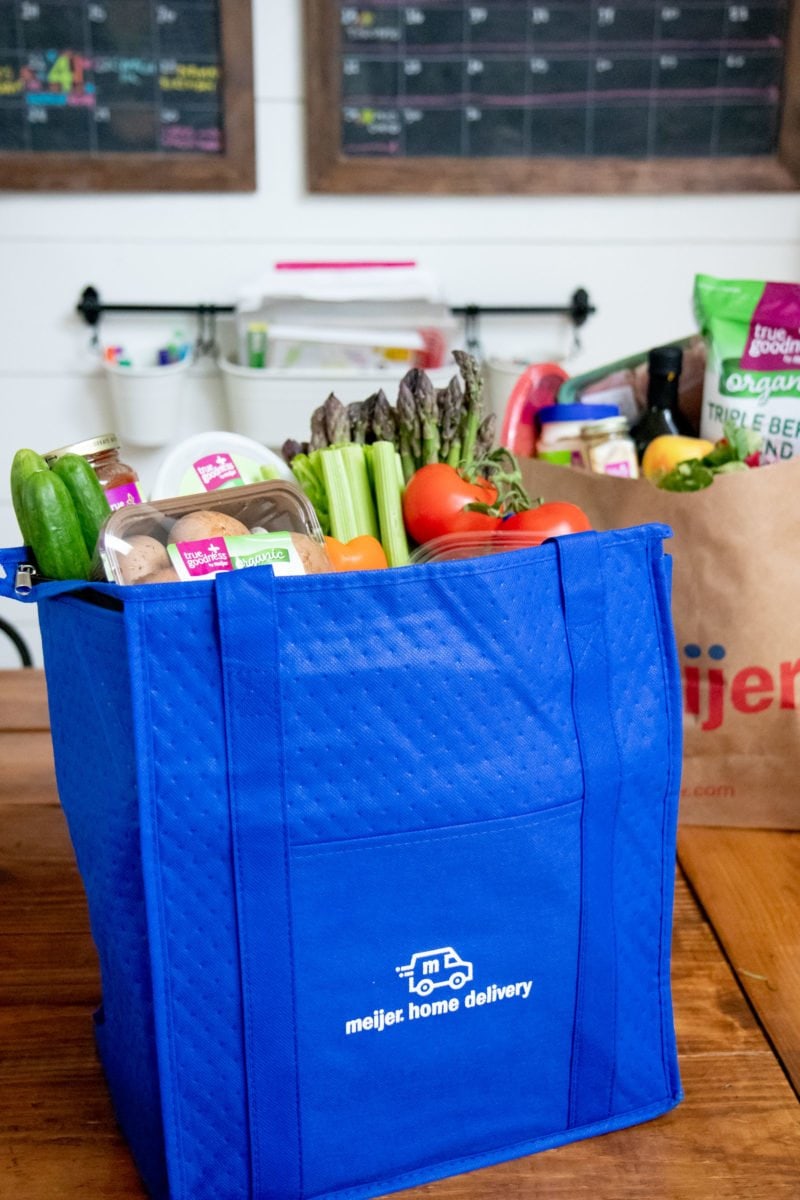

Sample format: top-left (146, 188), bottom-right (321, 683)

top-left (290, 802), bottom-right (582, 1198)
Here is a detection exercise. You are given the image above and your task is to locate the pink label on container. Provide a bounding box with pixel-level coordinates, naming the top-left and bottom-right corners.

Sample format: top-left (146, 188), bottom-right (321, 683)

top-left (105, 481), bottom-right (142, 511)
top-left (604, 461), bottom-right (632, 478)
top-left (193, 453), bottom-right (242, 491)
top-left (741, 282), bottom-right (800, 369)
top-left (174, 538), bottom-right (233, 578)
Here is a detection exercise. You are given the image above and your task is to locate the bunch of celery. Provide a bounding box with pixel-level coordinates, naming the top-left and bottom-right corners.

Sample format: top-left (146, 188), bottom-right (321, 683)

top-left (290, 440), bottom-right (409, 567)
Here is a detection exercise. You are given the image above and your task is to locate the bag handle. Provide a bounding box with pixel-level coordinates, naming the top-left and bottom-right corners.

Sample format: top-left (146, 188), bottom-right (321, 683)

top-left (552, 531), bottom-right (621, 1128)
top-left (216, 567), bottom-right (302, 1200)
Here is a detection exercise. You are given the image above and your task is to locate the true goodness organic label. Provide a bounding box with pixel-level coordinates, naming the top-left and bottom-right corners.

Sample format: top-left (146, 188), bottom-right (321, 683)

top-left (741, 282), bottom-right (800, 370)
top-left (105, 480), bottom-right (142, 511)
top-left (704, 361), bottom-right (800, 462)
top-left (191, 452), bottom-right (245, 492)
top-left (167, 532), bottom-right (304, 580)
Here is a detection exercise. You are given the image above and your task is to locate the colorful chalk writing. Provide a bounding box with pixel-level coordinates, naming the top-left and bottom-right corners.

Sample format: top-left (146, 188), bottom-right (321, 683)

top-left (0, 0), bottom-right (224, 154)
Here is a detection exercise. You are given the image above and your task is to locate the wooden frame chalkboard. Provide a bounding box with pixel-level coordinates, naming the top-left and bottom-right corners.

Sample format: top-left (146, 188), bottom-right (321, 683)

top-left (0, 0), bottom-right (255, 191)
top-left (305, 0), bottom-right (800, 194)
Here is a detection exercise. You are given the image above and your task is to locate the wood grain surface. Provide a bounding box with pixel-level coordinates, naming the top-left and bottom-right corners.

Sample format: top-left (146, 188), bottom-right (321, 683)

top-left (679, 826), bottom-right (800, 1096)
top-left (1, 671), bottom-right (799, 1198)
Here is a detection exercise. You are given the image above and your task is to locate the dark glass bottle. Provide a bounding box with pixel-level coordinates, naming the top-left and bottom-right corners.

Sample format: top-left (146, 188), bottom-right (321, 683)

top-left (630, 345), bottom-right (685, 460)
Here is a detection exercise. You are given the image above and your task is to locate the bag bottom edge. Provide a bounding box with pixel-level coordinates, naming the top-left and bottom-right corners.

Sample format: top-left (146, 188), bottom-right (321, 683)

top-left (304, 1090), bottom-right (684, 1200)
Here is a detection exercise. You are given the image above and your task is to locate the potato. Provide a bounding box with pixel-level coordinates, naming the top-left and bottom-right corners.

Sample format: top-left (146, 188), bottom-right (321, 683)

top-left (168, 510), bottom-right (250, 545)
top-left (291, 532), bottom-right (331, 575)
top-left (140, 566), bottom-right (180, 585)
top-left (122, 534), bottom-right (170, 583)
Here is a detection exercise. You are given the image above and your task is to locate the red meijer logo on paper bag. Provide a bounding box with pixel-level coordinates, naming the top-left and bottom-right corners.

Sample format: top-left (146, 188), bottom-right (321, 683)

top-left (682, 643), bottom-right (800, 732)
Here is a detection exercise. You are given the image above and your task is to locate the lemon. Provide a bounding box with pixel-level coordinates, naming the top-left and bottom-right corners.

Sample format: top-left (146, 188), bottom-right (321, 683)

top-left (641, 435), bottom-right (715, 482)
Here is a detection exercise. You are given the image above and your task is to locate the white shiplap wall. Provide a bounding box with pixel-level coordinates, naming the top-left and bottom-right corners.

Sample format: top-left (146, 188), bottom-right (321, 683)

top-left (1, 1), bottom-right (799, 666)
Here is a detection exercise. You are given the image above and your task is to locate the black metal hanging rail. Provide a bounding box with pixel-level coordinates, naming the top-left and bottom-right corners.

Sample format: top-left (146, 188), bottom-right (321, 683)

top-left (76, 285), bottom-right (596, 329)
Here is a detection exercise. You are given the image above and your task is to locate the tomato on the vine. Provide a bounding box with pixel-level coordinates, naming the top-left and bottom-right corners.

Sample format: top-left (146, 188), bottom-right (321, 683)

top-left (402, 463), bottom-right (500, 544)
top-left (500, 502), bottom-right (592, 539)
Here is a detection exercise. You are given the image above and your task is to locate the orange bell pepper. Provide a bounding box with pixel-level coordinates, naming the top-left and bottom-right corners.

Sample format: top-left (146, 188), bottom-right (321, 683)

top-left (324, 535), bottom-right (388, 572)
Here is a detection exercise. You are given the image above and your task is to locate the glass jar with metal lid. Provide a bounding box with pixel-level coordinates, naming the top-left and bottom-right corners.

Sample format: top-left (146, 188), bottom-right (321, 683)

top-left (581, 417), bottom-right (639, 479)
top-left (44, 434), bottom-right (143, 511)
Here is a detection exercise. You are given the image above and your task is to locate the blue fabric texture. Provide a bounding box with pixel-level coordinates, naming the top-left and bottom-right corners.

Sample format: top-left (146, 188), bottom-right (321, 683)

top-left (7, 525), bottom-right (683, 1200)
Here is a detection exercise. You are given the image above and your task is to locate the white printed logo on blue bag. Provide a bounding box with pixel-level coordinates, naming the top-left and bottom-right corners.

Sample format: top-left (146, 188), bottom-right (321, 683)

top-left (344, 947), bottom-right (533, 1037)
top-left (395, 947), bottom-right (473, 996)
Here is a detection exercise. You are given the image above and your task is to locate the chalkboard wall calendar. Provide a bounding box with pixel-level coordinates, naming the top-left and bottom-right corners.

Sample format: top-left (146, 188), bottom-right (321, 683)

top-left (304, 0), bottom-right (800, 191)
top-left (0, 0), bottom-right (254, 190)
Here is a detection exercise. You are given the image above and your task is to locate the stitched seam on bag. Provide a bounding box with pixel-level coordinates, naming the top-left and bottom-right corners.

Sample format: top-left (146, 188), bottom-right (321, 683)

top-left (564, 535), bottom-right (621, 1125)
top-left (263, 528), bottom-right (668, 598)
top-left (598, 546), bottom-right (620, 1114)
top-left (274, 587), bottom-right (306, 1200)
top-left (221, 594), bottom-right (260, 1192)
top-left (647, 541), bottom-right (679, 1099)
top-left (305, 1092), bottom-right (681, 1200)
top-left (223, 582), bottom-right (305, 1198)
top-left (290, 800), bottom-right (582, 856)
top-left (565, 569), bottom-right (590, 1126)
top-left (130, 603), bottom-right (188, 1200)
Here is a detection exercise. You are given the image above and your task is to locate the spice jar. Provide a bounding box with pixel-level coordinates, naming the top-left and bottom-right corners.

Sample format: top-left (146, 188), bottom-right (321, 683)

top-left (44, 434), bottom-right (143, 511)
top-left (581, 417), bottom-right (640, 479)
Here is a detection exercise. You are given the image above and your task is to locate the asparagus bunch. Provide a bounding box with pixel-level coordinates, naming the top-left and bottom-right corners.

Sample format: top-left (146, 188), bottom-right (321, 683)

top-left (281, 352), bottom-right (495, 485)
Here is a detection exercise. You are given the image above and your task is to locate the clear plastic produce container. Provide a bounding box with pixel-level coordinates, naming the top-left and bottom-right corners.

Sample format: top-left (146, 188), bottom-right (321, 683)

top-left (94, 480), bottom-right (329, 585)
top-left (410, 530), bottom-right (551, 565)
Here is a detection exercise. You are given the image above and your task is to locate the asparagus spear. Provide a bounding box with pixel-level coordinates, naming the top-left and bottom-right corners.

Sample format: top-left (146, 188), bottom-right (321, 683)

top-left (323, 393), bottom-right (350, 445)
top-left (452, 349), bottom-right (485, 465)
top-left (438, 376), bottom-right (464, 464)
top-left (347, 400), bottom-right (368, 444)
top-left (396, 380), bottom-right (420, 483)
top-left (474, 412), bottom-right (498, 460)
top-left (361, 390), bottom-right (379, 444)
top-left (281, 438), bottom-right (303, 465)
top-left (370, 389), bottom-right (397, 445)
top-left (309, 405), bottom-right (329, 452)
top-left (405, 368), bottom-right (440, 465)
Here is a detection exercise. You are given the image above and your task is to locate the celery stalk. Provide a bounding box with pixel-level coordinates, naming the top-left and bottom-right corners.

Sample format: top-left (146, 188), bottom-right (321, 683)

top-left (372, 441), bottom-right (410, 567)
top-left (320, 448), bottom-right (359, 543)
top-left (291, 452), bottom-right (330, 535)
top-left (340, 444), bottom-right (379, 539)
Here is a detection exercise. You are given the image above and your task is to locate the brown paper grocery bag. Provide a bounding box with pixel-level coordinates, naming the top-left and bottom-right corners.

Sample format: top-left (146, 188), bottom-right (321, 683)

top-left (520, 456), bottom-right (800, 829)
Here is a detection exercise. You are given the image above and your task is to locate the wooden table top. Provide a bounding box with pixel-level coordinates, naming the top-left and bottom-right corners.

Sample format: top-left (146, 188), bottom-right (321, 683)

top-left (1, 669), bottom-right (799, 1199)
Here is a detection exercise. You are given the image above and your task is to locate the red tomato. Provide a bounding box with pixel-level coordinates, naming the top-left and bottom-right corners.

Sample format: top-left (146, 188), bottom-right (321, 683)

top-left (324, 535), bottom-right (388, 571)
top-left (501, 502), bottom-right (592, 539)
top-left (402, 464), bottom-right (500, 544)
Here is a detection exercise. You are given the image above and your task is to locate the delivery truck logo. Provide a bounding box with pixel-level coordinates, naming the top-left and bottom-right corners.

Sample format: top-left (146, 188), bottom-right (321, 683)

top-left (395, 947), bottom-right (474, 997)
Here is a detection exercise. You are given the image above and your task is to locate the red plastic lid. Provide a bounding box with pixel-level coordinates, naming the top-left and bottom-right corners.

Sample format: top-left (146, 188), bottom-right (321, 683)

top-left (499, 362), bottom-right (570, 457)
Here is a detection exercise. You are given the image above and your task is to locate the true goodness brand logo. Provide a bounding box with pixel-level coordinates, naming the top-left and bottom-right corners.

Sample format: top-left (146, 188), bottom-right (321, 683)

top-left (343, 946), bottom-right (533, 1037)
top-left (682, 643), bottom-right (800, 732)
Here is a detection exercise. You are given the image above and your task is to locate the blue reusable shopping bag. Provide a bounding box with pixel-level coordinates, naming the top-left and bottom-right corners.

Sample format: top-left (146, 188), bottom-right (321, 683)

top-left (1, 524), bottom-right (683, 1200)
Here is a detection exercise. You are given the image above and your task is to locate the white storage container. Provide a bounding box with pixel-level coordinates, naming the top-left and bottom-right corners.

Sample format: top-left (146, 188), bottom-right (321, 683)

top-left (103, 357), bottom-right (191, 448)
top-left (219, 357), bottom-right (456, 449)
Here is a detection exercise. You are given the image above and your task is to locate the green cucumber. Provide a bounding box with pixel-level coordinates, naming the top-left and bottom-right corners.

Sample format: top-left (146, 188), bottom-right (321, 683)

top-left (22, 470), bottom-right (91, 581)
top-left (49, 453), bottom-right (111, 558)
top-left (10, 448), bottom-right (49, 547)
